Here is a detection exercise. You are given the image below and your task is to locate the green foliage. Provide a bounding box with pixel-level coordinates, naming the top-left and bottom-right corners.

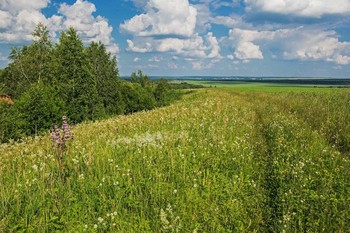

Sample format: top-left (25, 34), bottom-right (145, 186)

top-left (3, 24), bottom-right (53, 98)
top-left (86, 42), bottom-right (124, 115)
top-left (120, 81), bottom-right (156, 113)
top-left (130, 69), bottom-right (151, 88)
top-left (0, 24), bottom-right (179, 142)
top-left (154, 78), bottom-right (171, 106)
top-left (54, 28), bottom-right (103, 122)
top-left (0, 102), bottom-right (23, 142)
top-left (0, 69), bottom-right (4, 93)
top-left (15, 82), bottom-right (63, 136)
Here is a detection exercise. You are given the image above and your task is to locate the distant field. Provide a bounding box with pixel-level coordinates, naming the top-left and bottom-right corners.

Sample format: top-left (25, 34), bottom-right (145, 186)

top-left (180, 78), bottom-right (350, 92)
top-left (1, 88), bottom-right (350, 232)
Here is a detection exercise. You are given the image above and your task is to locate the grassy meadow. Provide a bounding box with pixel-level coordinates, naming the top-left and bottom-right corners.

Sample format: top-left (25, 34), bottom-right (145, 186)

top-left (1, 86), bottom-right (350, 232)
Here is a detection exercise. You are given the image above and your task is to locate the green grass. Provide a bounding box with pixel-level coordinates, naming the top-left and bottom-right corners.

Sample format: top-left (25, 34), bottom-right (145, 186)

top-left (185, 79), bottom-right (348, 93)
top-left (1, 88), bottom-right (350, 232)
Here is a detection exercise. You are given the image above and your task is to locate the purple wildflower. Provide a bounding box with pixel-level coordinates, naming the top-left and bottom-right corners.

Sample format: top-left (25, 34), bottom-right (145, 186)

top-left (50, 116), bottom-right (73, 154)
top-left (55, 124), bottom-right (61, 145)
top-left (62, 115), bottom-right (71, 142)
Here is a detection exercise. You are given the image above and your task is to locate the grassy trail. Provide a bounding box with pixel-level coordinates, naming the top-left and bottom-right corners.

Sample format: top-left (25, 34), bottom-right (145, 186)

top-left (1, 89), bottom-right (349, 232)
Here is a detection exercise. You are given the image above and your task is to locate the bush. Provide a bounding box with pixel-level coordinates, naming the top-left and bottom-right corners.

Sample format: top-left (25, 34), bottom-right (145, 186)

top-left (120, 81), bottom-right (156, 114)
top-left (0, 102), bottom-right (24, 142)
top-left (15, 82), bottom-right (64, 136)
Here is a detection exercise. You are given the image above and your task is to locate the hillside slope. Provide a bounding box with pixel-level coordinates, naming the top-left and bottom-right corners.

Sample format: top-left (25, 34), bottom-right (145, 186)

top-left (1, 89), bottom-right (349, 232)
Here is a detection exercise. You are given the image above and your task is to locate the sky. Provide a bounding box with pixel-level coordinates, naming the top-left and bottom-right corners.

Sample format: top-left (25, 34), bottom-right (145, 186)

top-left (1, 0), bottom-right (350, 78)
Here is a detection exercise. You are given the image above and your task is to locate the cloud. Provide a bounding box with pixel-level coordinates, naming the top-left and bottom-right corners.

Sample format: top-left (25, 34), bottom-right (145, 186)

top-left (156, 35), bottom-right (207, 57)
top-left (167, 62), bottom-right (178, 69)
top-left (0, 0), bottom-right (50, 14)
top-left (0, 10), bottom-right (12, 29)
top-left (193, 3), bottom-right (246, 32)
top-left (234, 41), bottom-right (263, 60)
top-left (0, 0), bottom-right (119, 54)
top-left (126, 32), bottom-right (221, 59)
top-left (59, 0), bottom-right (119, 54)
top-left (192, 0), bottom-right (238, 9)
top-left (129, 0), bottom-right (148, 9)
top-left (226, 26), bottom-right (350, 64)
top-left (0, 53), bottom-right (8, 61)
top-left (148, 56), bottom-right (163, 62)
top-left (127, 39), bottom-right (152, 53)
top-left (0, 0), bottom-right (52, 42)
top-left (193, 4), bottom-right (212, 33)
top-left (121, 0), bottom-right (197, 38)
top-left (210, 15), bottom-right (242, 27)
top-left (244, 0), bottom-right (350, 18)
top-left (122, 0), bottom-right (221, 59)
top-left (191, 61), bottom-right (203, 70)
top-left (227, 28), bottom-right (274, 61)
top-left (281, 28), bottom-right (350, 65)
top-left (206, 32), bottom-right (221, 58)
top-left (133, 57), bottom-right (140, 62)
top-left (227, 54), bottom-right (234, 60)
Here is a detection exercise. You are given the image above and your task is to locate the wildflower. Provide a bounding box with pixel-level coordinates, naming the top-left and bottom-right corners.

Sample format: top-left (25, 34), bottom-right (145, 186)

top-left (50, 115), bottom-right (74, 154)
top-left (50, 116), bottom-right (75, 172)
top-left (32, 164), bottom-right (38, 171)
top-left (78, 174), bottom-right (85, 180)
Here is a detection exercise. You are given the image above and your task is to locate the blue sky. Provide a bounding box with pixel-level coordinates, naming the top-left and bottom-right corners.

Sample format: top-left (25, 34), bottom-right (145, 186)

top-left (1, 0), bottom-right (350, 77)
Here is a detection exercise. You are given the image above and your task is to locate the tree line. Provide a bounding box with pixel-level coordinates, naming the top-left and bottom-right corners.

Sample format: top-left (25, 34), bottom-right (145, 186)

top-left (0, 24), bottom-right (178, 143)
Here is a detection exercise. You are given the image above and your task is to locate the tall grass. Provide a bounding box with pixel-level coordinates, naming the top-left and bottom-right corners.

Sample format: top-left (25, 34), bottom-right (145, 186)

top-left (1, 88), bottom-right (349, 232)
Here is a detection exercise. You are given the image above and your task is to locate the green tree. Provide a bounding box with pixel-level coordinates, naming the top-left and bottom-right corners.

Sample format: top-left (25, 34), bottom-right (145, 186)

top-left (0, 68), bottom-right (4, 93)
top-left (130, 70), bottom-right (151, 88)
top-left (31, 23), bottom-right (53, 83)
top-left (120, 81), bottom-right (156, 113)
top-left (2, 23), bottom-right (53, 99)
top-left (139, 70), bottom-right (150, 88)
top-left (54, 28), bottom-right (103, 122)
top-left (154, 78), bottom-right (171, 106)
top-left (86, 41), bottom-right (124, 115)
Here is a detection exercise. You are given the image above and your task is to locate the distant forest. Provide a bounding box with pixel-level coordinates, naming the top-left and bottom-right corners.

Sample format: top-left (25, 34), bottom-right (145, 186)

top-left (0, 24), bottom-right (190, 143)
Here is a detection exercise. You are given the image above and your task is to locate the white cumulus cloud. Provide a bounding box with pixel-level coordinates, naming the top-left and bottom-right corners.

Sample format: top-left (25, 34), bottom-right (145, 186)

top-left (59, 0), bottom-right (119, 54)
top-left (126, 32), bottom-right (221, 59)
top-left (227, 28), bottom-right (274, 61)
top-left (226, 26), bottom-right (350, 65)
top-left (0, 10), bottom-right (12, 29)
top-left (245, 0), bottom-right (350, 18)
top-left (281, 28), bottom-right (350, 65)
top-left (206, 32), bottom-right (221, 58)
top-left (0, 0), bottom-right (50, 14)
top-left (121, 0), bottom-right (197, 37)
top-left (234, 41), bottom-right (263, 60)
top-left (0, 0), bottom-right (53, 42)
top-left (0, 0), bottom-right (119, 55)
top-left (122, 0), bottom-right (222, 60)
